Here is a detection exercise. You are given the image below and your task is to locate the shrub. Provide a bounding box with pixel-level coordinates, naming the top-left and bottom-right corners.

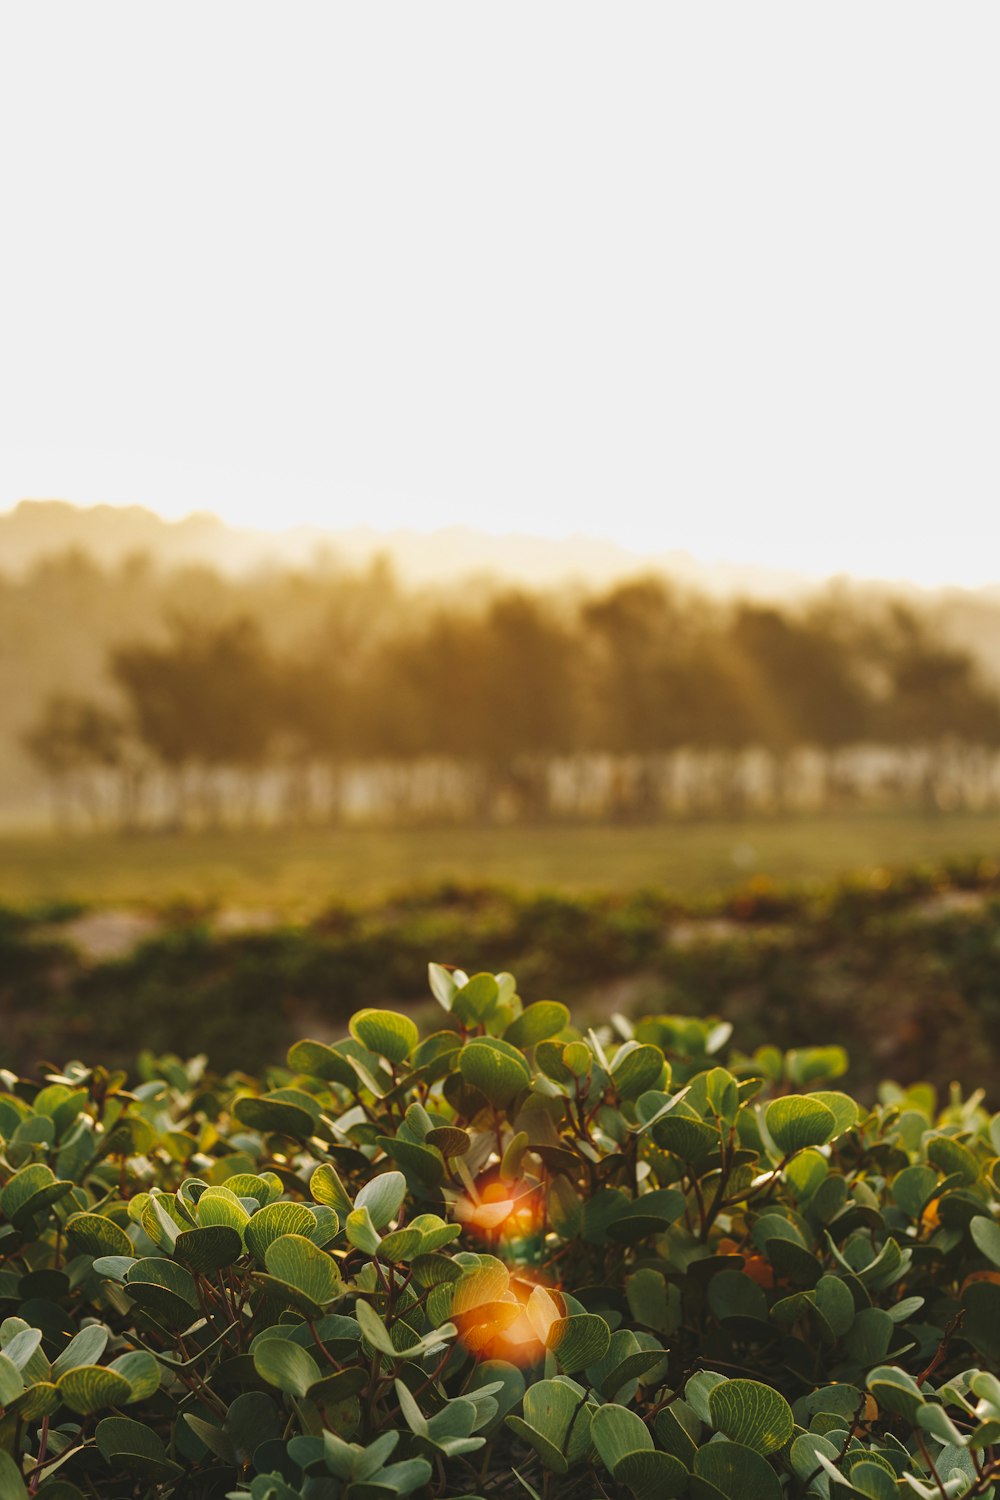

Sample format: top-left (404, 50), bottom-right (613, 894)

top-left (0, 962), bottom-right (999, 1498)
top-left (7, 864), bottom-right (1000, 1094)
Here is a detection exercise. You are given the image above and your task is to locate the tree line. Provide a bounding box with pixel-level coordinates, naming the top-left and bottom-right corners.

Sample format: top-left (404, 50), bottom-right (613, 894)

top-left (20, 565), bottom-right (1000, 830)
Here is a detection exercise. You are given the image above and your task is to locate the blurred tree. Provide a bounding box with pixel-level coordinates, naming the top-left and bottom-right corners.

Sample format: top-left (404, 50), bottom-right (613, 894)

top-left (723, 605), bottom-right (874, 809)
top-left (872, 605), bottom-right (1000, 809)
top-left (21, 694), bottom-right (137, 829)
top-left (111, 616), bottom-right (277, 826)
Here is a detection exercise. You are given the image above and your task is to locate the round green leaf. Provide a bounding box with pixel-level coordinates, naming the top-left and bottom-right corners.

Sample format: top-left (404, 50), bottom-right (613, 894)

top-left (765, 1096), bottom-right (836, 1153)
top-left (694, 1439), bottom-right (782, 1500)
top-left (547, 1313), bottom-right (611, 1373)
top-left (618, 1448), bottom-right (689, 1500)
top-left (234, 1090), bottom-right (318, 1138)
top-left (591, 1402), bottom-right (653, 1472)
top-left (64, 1212), bottom-right (132, 1260)
top-left (354, 1171), bottom-right (407, 1230)
top-left (95, 1416), bottom-right (183, 1482)
top-left (971, 1215), bottom-right (1000, 1269)
top-left (245, 1202), bottom-right (318, 1262)
top-left (286, 1038), bottom-right (356, 1085)
top-left (810, 1091), bottom-right (859, 1139)
top-left (58, 1365), bottom-right (134, 1416)
top-left (174, 1224), bottom-right (243, 1275)
top-left (613, 1044), bottom-right (666, 1099)
top-left (349, 1009), bottom-right (419, 1064)
top-left (504, 1002), bottom-right (570, 1050)
top-left (459, 1039), bottom-right (531, 1107)
top-left (708, 1379), bottom-right (794, 1456)
top-left (253, 1337), bottom-right (322, 1398)
top-left (261, 1234), bottom-right (342, 1313)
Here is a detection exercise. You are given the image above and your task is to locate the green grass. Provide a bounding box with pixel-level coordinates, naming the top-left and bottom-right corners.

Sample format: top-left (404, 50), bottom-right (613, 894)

top-left (2, 810), bottom-right (1000, 910)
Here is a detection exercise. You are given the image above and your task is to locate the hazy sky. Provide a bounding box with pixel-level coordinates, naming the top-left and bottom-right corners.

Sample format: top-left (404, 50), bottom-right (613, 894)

top-left (2, 4), bottom-right (998, 585)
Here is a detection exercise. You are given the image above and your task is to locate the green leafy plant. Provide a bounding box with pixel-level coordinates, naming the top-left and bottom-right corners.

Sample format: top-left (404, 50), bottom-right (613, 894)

top-left (1, 962), bottom-right (999, 1498)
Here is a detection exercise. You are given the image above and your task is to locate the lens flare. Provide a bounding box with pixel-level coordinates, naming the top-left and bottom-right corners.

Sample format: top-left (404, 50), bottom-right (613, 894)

top-left (452, 1173), bottom-right (562, 1365)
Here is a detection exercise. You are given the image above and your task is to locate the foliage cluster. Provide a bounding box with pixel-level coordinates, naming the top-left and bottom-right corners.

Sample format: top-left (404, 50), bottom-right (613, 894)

top-left (4, 860), bottom-right (1000, 1093)
top-left (2, 963), bottom-right (1000, 1498)
top-left (20, 564), bottom-right (1000, 828)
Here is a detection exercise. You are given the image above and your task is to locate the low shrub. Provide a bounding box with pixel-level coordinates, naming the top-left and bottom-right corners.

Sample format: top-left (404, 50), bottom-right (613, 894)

top-left (1, 962), bottom-right (999, 1497)
top-left (6, 863), bottom-right (1000, 1094)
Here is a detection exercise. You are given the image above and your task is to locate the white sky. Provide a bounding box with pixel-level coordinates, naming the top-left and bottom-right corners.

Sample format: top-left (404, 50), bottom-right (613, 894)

top-left (1, 3), bottom-right (998, 586)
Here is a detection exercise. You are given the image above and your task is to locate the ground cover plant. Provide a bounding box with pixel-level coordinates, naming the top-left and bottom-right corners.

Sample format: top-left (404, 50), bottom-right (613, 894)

top-left (4, 855), bottom-right (1000, 1094)
top-left (2, 964), bottom-right (1000, 1498)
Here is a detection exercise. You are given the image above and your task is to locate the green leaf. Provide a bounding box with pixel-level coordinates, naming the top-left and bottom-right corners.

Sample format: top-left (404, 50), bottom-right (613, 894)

top-left (842, 1306), bottom-right (893, 1364)
top-left (196, 1186), bottom-right (251, 1236)
top-left (925, 1134), bottom-right (979, 1188)
top-left (613, 1044), bottom-right (666, 1099)
top-left (708, 1379), bottom-right (794, 1456)
top-left (58, 1364), bottom-right (134, 1415)
top-left (504, 1002), bottom-right (570, 1049)
top-left (626, 1267), bottom-right (679, 1335)
top-left (845, 1460), bottom-right (897, 1500)
top-left (65, 1212), bottom-right (133, 1259)
top-left (548, 1177), bottom-right (583, 1239)
top-left (260, 1234), bottom-right (342, 1314)
top-left (0, 1165), bottom-right (74, 1228)
top-left (892, 1164), bottom-right (940, 1219)
top-left (809, 1091), bottom-right (859, 1138)
top-left (867, 1365), bottom-right (926, 1422)
top-left (309, 1162), bottom-right (353, 1216)
top-left (350, 1008), bottom-right (419, 1064)
top-left (355, 1170), bottom-right (407, 1229)
top-left (95, 1416), bottom-right (183, 1482)
top-left (175, 1224), bottom-right (243, 1275)
top-left (0, 1353), bottom-right (24, 1406)
top-left (124, 1257), bottom-right (200, 1327)
top-left (3, 1328), bottom-right (43, 1374)
top-left (765, 1096), bottom-right (837, 1153)
top-left (424, 1126), bottom-right (471, 1158)
top-left (616, 1449), bottom-right (688, 1500)
top-left (459, 1039), bottom-right (531, 1107)
top-left (345, 1206), bottom-right (382, 1255)
top-left (51, 1325), bottom-right (109, 1378)
top-left (514, 1377), bottom-right (593, 1471)
top-left (971, 1215), bottom-right (1000, 1269)
top-left (428, 962), bottom-right (459, 1011)
top-left (355, 1297), bottom-right (456, 1361)
top-left (0, 1453), bottom-right (28, 1500)
top-left (453, 973), bottom-right (500, 1024)
top-left (184, 1413), bottom-right (237, 1465)
top-left (707, 1270), bottom-right (768, 1323)
top-left (253, 1337), bottom-right (322, 1398)
top-left (377, 1135), bottom-right (446, 1190)
top-left (245, 1201), bottom-right (317, 1261)
top-left (234, 1090), bottom-right (318, 1138)
top-left (591, 1402), bottom-right (653, 1472)
top-left (790, 1431), bottom-right (839, 1491)
top-left (814, 1275), bottom-right (855, 1337)
top-left (694, 1440), bottom-right (782, 1500)
top-left (506, 1416), bottom-right (570, 1476)
top-left (287, 1038), bottom-right (356, 1085)
top-left (547, 1313), bottom-right (611, 1373)
top-left (599, 1349), bottom-right (669, 1402)
top-left (108, 1349), bottom-right (161, 1402)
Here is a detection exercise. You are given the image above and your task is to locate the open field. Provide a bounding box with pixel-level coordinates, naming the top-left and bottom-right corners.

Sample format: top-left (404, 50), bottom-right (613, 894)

top-left (2, 810), bottom-right (1000, 909)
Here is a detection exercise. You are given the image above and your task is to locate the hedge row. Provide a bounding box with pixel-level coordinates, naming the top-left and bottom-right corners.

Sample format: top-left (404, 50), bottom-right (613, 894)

top-left (0, 962), bottom-right (999, 1497)
top-left (3, 858), bottom-right (1000, 1097)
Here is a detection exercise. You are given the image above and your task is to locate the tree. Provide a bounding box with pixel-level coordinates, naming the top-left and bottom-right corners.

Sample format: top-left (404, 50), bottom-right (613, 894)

top-left (111, 616), bottom-right (278, 826)
top-left (21, 694), bottom-right (136, 828)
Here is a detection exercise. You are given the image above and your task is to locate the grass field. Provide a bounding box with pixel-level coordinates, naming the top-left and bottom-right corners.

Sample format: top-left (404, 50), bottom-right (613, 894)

top-left (2, 810), bottom-right (1000, 909)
